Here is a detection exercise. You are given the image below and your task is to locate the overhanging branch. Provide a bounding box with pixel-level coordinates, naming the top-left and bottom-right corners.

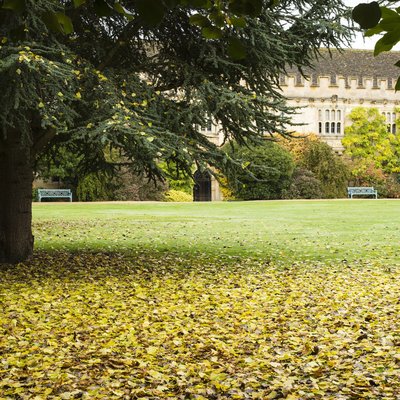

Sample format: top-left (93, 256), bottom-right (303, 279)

top-left (32, 127), bottom-right (57, 156)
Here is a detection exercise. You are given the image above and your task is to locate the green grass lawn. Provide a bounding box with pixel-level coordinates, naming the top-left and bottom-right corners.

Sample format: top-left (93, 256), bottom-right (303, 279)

top-left (33, 199), bottom-right (400, 265)
top-left (2, 200), bottom-right (400, 399)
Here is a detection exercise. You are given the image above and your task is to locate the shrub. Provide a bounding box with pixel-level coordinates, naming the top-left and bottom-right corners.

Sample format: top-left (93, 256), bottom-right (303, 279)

top-left (164, 189), bottom-right (193, 202)
top-left (298, 140), bottom-right (349, 198)
top-left (346, 159), bottom-right (400, 198)
top-left (112, 168), bottom-right (167, 201)
top-left (218, 176), bottom-right (236, 201)
top-left (76, 174), bottom-right (115, 202)
top-left (159, 162), bottom-right (194, 195)
top-left (224, 141), bottom-right (295, 200)
top-left (377, 175), bottom-right (400, 198)
top-left (283, 167), bottom-right (323, 199)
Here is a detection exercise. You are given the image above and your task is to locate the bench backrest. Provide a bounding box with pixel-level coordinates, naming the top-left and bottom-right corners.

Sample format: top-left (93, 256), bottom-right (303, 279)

top-left (38, 189), bottom-right (72, 197)
top-left (347, 187), bottom-right (376, 194)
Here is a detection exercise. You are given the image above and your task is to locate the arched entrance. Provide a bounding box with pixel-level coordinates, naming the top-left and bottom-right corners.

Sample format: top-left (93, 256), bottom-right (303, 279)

top-left (193, 170), bottom-right (212, 201)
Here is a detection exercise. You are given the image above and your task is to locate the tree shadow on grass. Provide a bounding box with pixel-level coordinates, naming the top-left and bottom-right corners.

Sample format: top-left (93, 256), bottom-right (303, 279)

top-left (0, 250), bottom-right (270, 284)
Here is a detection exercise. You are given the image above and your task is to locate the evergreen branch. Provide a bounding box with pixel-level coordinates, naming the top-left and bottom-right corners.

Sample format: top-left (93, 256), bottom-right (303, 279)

top-left (32, 127), bottom-right (57, 156)
top-left (97, 19), bottom-right (141, 71)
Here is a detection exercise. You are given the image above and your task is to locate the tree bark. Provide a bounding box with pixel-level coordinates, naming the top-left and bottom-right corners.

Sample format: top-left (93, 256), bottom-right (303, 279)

top-left (0, 133), bottom-right (34, 264)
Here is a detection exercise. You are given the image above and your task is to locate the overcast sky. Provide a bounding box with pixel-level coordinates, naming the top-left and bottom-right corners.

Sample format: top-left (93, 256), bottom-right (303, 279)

top-left (345, 0), bottom-right (377, 49)
top-left (344, 0), bottom-right (400, 50)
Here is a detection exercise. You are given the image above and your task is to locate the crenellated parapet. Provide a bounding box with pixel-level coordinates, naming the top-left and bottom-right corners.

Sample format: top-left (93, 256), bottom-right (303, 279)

top-left (281, 74), bottom-right (395, 91)
top-left (281, 49), bottom-right (400, 103)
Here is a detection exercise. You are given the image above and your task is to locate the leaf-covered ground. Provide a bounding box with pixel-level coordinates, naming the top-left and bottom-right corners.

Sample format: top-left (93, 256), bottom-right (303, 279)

top-left (2, 200), bottom-right (400, 398)
top-left (2, 252), bottom-right (400, 399)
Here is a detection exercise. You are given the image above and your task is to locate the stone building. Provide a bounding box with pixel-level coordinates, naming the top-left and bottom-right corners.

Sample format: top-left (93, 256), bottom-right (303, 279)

top-left (196, 49), bottom-right (400, 200)
top-left (281, 49), bottom-right (400, 152)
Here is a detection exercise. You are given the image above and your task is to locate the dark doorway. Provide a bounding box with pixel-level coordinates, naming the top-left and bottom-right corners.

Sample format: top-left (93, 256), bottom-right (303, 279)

top-left (193, 170), bottom-right (212, 201)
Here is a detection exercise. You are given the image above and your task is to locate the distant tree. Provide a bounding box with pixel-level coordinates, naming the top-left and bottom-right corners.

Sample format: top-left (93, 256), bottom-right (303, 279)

top-left (0, 0), bottom-right (352, 263)
top-left (35, 145), bottom-right (82, 190)
top-left (298, 139), bottom-right (349, 198)
top-left (224, 141), bottom-right (294, 200)
top-left (343, 107), bottom-right (400, 174)
top-left (280, 134), bottom-right (349, 198)
top-left (279, 133), bottom-right (320, 163)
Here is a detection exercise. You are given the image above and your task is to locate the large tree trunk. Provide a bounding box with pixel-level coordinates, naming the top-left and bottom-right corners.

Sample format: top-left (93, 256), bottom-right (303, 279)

top-left (0, 133), bottom-right (34, 264)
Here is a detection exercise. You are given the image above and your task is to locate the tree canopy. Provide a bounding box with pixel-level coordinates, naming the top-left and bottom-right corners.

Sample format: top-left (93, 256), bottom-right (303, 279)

top-left (223, 140), bottom-right (294, 200)
top-left (1, 0), bottom-right (352, 175)
top-left (343, 107), bottom-right (400, 174)
top-left (0, 0), bottom-right (352, 263)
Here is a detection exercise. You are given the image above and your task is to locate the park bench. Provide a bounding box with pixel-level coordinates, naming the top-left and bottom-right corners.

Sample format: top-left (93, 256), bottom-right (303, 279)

top-left (347, 187), bottom-right (378, 199)
top-left (37, 189), bottom-right (72, 202)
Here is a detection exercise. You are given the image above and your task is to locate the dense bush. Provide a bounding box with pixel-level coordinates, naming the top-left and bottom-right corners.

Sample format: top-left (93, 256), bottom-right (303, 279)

top-left (224, 141), bottom-right (294, 200)
top-left (279, 135), bottom-right (350, 198)
top-left (164, 189), bottom-right (193, 202)
top-left (113, 168), bottom-right (167, 201)
top-left (76, 173), bottom-right (117, 202)
top-left (377, 175), bottom-right (400, 198)
top-left (298, 140), bottom-right (349, 198)
top-left (159, 162), bottom-right (194, 195)
top-left (282, 167), bottom-right (323, 199)
top-left (345, 159), bottom-right (400, 198)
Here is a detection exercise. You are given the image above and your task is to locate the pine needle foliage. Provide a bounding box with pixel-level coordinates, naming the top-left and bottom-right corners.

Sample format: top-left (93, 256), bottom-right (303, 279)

top-left (0, 0), bottom-right (352, 179)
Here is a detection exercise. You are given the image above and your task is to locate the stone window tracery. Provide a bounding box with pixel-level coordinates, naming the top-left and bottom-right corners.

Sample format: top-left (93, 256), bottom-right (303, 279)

top-left (383, 112), bottom-right (396, 134)
top-left (318, 108), bottom-right (343, 136)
